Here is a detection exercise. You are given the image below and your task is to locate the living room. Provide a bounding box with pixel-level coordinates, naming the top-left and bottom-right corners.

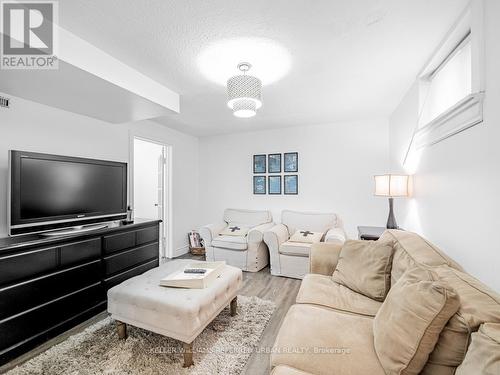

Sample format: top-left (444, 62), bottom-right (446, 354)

top-left (0, 0), bottom-right (499, 374)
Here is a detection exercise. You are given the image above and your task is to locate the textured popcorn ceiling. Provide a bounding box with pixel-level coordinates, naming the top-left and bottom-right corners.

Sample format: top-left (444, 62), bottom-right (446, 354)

top-left (60, 0), bottom-right (468, 136)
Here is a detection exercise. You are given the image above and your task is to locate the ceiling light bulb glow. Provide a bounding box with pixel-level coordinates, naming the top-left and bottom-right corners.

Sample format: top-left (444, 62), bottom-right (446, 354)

top-left (198, 37), bottom-right (291, 86)
top-left (231, 97), bottom-right (257, 118)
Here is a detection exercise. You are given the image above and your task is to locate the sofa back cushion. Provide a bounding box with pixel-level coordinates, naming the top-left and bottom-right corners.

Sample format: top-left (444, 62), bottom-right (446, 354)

top-left (332, 240), bottom-right (395, 301)
top-left (289, 230), bottom-right (324, 244)
top-left (281, 210), bottom-right (337, 236)
top-left (223, 208), bottom-right (272, 227)
top-left (421, 266), bottom-right (500, 373)
top-left (455, 323), bottom-right (500, 375)
top-left (379, 230), bottom-right (463, 286)
top-left (373, 266), bottom-right (460, 375)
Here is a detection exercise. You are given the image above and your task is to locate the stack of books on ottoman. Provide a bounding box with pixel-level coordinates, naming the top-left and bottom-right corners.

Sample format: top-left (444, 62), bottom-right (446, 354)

top-left (160, 261), bottom-right (225, 289)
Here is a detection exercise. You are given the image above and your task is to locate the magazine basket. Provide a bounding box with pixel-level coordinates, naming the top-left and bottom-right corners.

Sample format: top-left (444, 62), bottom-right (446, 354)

top-left (189, 246), bottom-right (205, 255)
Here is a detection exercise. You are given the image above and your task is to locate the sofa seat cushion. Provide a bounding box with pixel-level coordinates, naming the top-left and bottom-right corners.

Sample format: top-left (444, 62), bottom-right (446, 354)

top-left (271, 304), bottom-right (385, 375)
top-left (211, 235), bottom-right (248, 250)
top-left (296, 274), bottom-right (382, 317)
top-left (279, 241), bottom-right (311, 257)
top-left (271, 365), bottom-right (315, 375)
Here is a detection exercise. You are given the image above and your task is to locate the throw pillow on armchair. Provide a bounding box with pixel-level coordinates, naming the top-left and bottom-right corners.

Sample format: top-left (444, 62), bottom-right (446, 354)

top-left (219, 223), bottom-right (250, 237)
top-left (289, 229), bottom-right (324, 244)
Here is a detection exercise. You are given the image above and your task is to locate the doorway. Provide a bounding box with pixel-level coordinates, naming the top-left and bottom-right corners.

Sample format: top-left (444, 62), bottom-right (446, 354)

top-left (132, 137), bottom-right (171, 260)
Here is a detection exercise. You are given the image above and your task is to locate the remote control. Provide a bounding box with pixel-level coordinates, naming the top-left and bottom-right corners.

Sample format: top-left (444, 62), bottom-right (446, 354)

top-left (184, 268), bottom-right (207, 274)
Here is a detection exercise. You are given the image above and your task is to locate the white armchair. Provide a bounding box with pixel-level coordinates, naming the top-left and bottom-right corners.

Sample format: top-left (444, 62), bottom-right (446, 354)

top-left (199, 208), bottom-right (274, 272)
top-left (263, 210), bottom-right (346, 279)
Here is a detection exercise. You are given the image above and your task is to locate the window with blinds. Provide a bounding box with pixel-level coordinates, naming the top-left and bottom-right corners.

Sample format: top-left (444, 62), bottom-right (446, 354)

top-left (419, 35), bottom-right (472, 128)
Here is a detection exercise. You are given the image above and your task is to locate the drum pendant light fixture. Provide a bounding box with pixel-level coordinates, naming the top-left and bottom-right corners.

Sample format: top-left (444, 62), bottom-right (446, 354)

top-left (227, 62), bottom-right (262, 118)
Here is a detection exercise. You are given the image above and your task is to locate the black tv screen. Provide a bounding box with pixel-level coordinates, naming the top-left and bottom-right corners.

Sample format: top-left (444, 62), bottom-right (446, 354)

top-left (9, 151), bottom-right (127, 235)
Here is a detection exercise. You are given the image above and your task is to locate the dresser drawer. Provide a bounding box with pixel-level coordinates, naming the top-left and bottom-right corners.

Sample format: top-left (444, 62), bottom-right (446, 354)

top-left (104, 258), bottom-right (159, 290)
top-left (104, 242), bottom-right (158, 276)
top-left (0, 283), bottom-right (104, 351)
top-left (0, 247), bottom-right (58, 287)
top-left (60, 238), bottom-right (101, 267)
top-left (136, 226), bottom-right (159, 246)
top-left (103, 231), bottom-right (135, 254)
top-left (0, 260), bottom-right (101, 320)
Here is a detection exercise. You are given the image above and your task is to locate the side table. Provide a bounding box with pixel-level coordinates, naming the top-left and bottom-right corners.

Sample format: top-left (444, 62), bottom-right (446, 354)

top-left (357, 226), bottom-right (386, 241)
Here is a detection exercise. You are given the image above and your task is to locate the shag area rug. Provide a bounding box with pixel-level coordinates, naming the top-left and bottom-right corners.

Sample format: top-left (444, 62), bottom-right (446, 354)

top-left (7, 295), bottom-right (275, 375)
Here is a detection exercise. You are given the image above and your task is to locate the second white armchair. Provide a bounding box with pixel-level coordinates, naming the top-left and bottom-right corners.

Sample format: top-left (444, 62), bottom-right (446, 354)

top-left (199, 208), bottom-right (274, 272)
top-left (264, 210), bottom-right (346, 279)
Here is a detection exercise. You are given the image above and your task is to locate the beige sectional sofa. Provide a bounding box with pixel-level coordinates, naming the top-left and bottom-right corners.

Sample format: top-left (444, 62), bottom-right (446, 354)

top-left (271, 230), bottom-right (500, 375)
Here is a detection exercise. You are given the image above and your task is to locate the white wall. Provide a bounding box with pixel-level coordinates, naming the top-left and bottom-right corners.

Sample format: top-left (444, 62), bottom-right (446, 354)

top-left (389, 0), bottom-right (500, 291)
top-left (198, 120), bottom-right (390, 238)
top-left (0, 93), bottom-right (199, 256)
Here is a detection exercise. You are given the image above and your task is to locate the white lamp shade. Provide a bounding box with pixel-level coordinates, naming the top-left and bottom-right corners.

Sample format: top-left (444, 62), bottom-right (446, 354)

top-left (374, 174), bottom-right (409, 197)
top-left (232, 98), bottom-right (257, 118)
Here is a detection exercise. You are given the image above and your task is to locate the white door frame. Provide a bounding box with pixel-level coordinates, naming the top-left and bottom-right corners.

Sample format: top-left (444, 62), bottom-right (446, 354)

top-left (129, 134), bottom-right (173, 260)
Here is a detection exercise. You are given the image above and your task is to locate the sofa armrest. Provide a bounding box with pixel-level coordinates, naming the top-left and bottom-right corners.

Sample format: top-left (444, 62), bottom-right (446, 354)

top-left (309, 243), bottom-right (343, 276)
top-left (199, 222), bottom-right (226, 246)
top-left (248, 222), bottom-right (275, 244)
top-left (263, 224), bottom-right (289, 252)
top-left (324, 227), bottom-right (347, 244)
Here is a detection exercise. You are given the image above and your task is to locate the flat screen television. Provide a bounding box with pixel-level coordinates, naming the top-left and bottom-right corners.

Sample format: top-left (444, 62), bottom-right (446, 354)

top-left (9, 150), bottom-right (128, 236)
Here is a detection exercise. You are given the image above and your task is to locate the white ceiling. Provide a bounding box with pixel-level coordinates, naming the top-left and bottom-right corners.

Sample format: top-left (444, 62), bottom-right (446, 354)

top-left (59, 0), bottom-right (468, 136)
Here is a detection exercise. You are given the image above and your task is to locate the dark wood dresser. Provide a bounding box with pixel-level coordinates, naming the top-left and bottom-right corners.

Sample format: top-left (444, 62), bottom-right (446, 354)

top-left (0, 219), bottom-right (160, 365)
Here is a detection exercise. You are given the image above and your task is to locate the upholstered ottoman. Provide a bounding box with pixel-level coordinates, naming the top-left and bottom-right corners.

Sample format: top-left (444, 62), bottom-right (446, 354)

top-left (107, 259), bottom-right (242, 367)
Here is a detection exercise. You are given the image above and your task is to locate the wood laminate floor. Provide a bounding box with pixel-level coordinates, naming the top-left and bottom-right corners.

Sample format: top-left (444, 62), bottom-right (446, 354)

top-left (0, 254), bottom-right (302, 375)
top-left (239, 266), bottom-right (302, 374)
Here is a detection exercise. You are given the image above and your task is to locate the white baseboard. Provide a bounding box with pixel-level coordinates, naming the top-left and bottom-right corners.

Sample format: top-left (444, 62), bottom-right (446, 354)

top-left (173, 245), bottom-right (189, 258)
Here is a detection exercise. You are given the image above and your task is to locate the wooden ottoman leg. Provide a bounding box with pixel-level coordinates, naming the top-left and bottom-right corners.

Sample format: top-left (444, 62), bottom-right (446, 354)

top-left (183, 342), bottom-right (194, 368)
top-left (116, 320), bottom-right (127, 339)
top-left (230, 296), bottom-right (238, 317)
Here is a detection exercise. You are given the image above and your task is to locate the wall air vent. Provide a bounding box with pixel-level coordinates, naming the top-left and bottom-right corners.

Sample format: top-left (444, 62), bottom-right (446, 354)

top-left (0, 96), bottom-right (9, 108)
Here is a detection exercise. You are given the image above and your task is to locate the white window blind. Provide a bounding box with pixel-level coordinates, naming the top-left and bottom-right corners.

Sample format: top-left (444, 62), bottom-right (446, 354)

top-left (419, 36), bottom-right (472, 128)
top-left (405, 4), bottom-right (484, 160)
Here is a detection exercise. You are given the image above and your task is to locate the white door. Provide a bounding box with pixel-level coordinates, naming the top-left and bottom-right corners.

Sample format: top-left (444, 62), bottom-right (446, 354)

top-left (133, 138), bottom-right (167, 259)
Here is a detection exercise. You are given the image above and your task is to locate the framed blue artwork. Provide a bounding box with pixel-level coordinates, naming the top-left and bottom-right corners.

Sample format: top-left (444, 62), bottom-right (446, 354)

top-left (284, 152), bottom-right (298, 172)
top-left (253, 176), bottom-right (266, 194)
top-left (268, 153), bottom-right (281, 173)
top-left (284, 175), bottom-right (298, 194)
top-left (268, 175), bottom-right (282, 194)
top-left (253, 154), bottom-right (266, 173)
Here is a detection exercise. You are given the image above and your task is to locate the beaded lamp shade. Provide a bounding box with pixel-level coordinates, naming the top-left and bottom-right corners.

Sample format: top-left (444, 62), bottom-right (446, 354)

top-left (227, 62), bottom-right (262, 118)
